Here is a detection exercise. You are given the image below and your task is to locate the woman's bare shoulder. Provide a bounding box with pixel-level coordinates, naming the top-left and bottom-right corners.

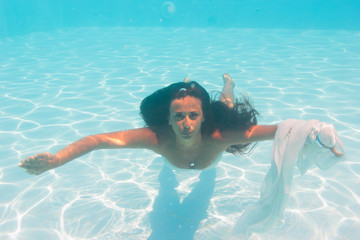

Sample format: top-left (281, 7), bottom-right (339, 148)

top-left (207, 129), bottom-right (237, 150)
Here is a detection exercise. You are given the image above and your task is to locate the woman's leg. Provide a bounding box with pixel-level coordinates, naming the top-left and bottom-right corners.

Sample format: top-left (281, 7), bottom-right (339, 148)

top-left (220, 73), bottom-right (235, 108)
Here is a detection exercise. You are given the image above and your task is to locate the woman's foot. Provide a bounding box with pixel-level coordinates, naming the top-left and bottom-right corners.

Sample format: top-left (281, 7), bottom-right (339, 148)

top-left (220, 73), bottom-right (235, 108)
top-left (222, 73), bottom-right (235, 88)
top-left (184, 77), bottom-right (190, 83)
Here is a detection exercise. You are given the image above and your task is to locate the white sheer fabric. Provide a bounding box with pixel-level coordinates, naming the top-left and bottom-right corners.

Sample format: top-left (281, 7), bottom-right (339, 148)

top-left (230, 119), bottom-right (346, 239)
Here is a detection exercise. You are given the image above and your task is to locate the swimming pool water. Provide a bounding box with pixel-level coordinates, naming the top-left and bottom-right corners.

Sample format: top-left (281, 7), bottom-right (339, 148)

top-left (0, 27), bottom-right (360, 239)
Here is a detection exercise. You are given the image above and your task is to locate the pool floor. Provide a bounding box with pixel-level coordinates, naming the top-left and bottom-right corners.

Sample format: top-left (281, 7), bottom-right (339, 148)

top-left (0, 27), bottom-right (360, 239)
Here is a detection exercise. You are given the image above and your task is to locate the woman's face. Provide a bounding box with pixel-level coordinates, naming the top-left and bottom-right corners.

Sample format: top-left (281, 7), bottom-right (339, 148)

top-left (168, 96), bottom-right (204, 141)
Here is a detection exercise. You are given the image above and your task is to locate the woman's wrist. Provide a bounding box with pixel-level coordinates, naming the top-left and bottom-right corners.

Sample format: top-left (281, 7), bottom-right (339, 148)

top-left (49, 153), bottom-right (61, 168)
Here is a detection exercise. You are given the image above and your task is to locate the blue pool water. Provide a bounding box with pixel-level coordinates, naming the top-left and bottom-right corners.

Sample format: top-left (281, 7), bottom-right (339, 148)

top-left (1, 1), bottom-right (360, 240)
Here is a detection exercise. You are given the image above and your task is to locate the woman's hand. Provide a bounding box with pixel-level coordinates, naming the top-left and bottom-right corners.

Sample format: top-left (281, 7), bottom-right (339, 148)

top-left (19, 152), bottom-right (57, 175)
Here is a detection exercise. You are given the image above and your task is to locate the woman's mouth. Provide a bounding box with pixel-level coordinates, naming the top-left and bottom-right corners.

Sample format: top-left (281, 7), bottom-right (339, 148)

top-left (181, 131), bottom-right (192, 137)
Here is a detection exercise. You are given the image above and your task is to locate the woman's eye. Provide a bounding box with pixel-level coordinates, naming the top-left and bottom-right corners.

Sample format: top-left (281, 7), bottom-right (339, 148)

top-left (174, 113), bottom-right (185, 120)
top-left (189, 113), bottom-right (199, 120)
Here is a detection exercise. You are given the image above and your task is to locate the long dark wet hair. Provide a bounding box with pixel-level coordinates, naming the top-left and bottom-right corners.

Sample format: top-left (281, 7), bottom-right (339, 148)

top-left (140, 81), bottom-right (258, 154)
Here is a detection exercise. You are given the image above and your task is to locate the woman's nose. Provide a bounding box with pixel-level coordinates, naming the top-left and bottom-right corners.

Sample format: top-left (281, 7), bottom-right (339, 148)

top-left (183, 115), bottom-right (191, 127)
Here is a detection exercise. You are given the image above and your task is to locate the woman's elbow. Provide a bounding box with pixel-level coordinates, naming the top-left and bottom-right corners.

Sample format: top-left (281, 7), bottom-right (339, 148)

top-left (246, 125), bottom-right (278, 142)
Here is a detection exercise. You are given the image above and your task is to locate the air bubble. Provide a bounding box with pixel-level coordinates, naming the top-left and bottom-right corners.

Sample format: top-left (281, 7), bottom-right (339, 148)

top-left (161, 1), bottom-right (176, 19)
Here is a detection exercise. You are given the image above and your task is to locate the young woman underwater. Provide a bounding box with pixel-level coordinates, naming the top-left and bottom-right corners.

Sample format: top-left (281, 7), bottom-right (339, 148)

top-left (19, 73), bottom-right (341, 174)
top-left (19, 74), bottom-right (278, 174)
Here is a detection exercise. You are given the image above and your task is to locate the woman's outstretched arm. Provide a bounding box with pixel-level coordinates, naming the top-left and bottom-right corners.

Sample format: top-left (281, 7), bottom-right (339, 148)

top-left (216, 125), bottom-right (278, 146)
top-left (19, 128), bottom-right (158, 175)
top-left (219, 123), bottom-right (342, 157)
